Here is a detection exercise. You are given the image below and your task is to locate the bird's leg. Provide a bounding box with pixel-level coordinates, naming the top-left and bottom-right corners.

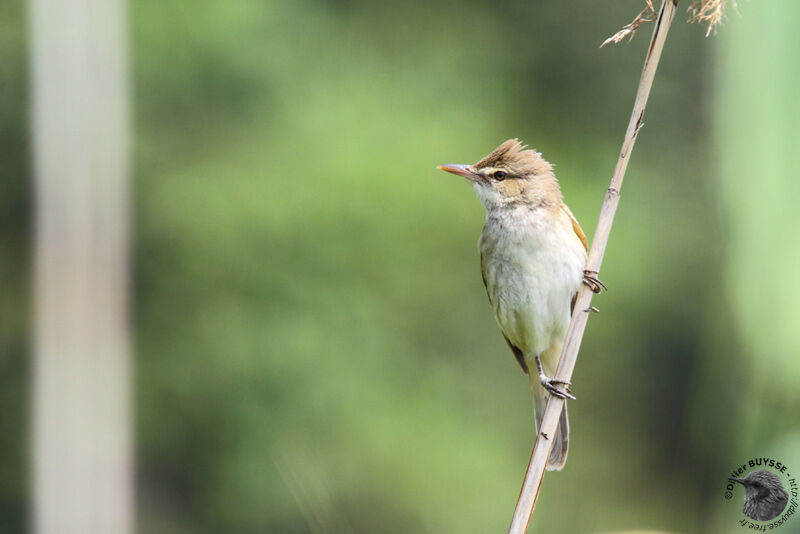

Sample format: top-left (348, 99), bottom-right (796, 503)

top-left (583, 269), bottom-right (606, 293)
top-left (535, 354), bottom-right (575, 400)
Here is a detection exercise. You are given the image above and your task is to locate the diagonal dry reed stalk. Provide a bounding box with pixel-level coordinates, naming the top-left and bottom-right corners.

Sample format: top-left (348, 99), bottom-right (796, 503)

top-left (506, 1), bottom-right (680, 533)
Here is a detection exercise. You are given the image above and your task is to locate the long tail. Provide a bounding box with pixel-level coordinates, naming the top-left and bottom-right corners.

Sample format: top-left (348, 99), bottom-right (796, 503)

top-left (533, 390), bottom-right (569, 470)
top-left (530, 347), bottom-right (569, 471)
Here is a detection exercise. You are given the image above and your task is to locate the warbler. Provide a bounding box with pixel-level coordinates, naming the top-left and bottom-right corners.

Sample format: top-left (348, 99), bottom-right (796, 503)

top-left (729, 470), bottom-right (789, 521)
top-left (438, 139), bottom-right (602, 470)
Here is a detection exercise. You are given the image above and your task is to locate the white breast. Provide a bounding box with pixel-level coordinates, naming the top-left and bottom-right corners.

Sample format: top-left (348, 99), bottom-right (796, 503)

top-left (479, 205), bottom-right (586, 358)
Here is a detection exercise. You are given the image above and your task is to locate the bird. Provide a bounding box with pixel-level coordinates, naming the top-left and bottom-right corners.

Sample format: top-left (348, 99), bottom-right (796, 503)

top-left (729, 470), bottom-right (789, 521)
top-left (438, 139), bottom-right (603, 470)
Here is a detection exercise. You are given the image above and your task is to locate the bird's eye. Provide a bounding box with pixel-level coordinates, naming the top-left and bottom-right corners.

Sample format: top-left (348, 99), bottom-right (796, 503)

top-left (493, 170), bottom-right (507, 181)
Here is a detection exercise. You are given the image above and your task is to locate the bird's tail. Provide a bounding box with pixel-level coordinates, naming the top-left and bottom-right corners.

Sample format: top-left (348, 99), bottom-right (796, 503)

top-left (531, 349), bottom-right (569, 471)
top-left (533, 387), bottom-right (569, 470)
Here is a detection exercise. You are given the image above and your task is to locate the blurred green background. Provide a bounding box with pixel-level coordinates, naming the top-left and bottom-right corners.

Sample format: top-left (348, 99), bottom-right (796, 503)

top-left (3, 0), bottom-right (800, 532)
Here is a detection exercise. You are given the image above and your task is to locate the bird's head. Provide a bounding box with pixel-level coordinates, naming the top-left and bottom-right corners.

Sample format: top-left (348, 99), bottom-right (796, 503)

top-left (438, 139), bottom-right (561, 210)
top-left (729, 470), bottom-right (783, 501)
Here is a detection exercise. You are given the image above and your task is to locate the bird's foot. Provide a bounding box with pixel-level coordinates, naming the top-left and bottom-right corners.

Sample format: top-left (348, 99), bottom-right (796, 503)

top-left (539, 375), bottom-right (576, 400)
top-left (583, 269), bottom-right (606, 293)
top-left (535, 354), bottom-right (575, 400)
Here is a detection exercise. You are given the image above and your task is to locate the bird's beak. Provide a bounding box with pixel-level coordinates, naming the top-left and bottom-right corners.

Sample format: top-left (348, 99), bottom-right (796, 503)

top-left (437, 163), bottom-right (479, 181)
top-left (729, 477), bottom-right (745, 486)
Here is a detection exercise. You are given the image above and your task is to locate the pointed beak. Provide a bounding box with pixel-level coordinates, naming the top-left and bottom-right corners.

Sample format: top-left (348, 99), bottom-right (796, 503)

top-left (437, 163), bottom-right (479, 181)
top-left (729, 477), bottom-right (745, 486)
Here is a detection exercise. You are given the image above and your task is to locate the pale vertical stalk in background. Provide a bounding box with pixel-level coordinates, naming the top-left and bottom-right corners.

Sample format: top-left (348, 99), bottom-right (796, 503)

top-left (30, 0), bottom-right (132, 532)
top-left (716, 0), bottom-right (800, 425)
top-left (507, 1), bottom-right (679, 532)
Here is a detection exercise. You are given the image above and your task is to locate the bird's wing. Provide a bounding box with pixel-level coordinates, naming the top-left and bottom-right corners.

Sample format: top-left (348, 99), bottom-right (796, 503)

top-left (561, 203), bottom-right (588, 252)
top-left (562, 203), bottom-right (587, 316)
top-left (503, 334), bottom-right (529, 375)
top-left (480, 251), bottom-right (493, 306)
top-left (481, 251), bottom-right (529, 374)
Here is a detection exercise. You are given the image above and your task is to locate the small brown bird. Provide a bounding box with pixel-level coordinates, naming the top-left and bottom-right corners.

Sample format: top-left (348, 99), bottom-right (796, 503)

top-left (439, 139), bottom-right (602, 470)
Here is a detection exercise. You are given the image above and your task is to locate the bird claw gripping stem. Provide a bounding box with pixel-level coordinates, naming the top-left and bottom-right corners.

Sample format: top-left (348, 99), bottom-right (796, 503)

top-left (536, 354), bottom-right (576, 400)
top-left (582, 269), bottom-right (607, 293)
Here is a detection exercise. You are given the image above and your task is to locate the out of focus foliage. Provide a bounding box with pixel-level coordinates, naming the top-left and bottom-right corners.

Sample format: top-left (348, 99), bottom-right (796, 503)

top-left (2, 0), bottom-right (799, 532)
top-left (0, 0), bottom-right (29, 531)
